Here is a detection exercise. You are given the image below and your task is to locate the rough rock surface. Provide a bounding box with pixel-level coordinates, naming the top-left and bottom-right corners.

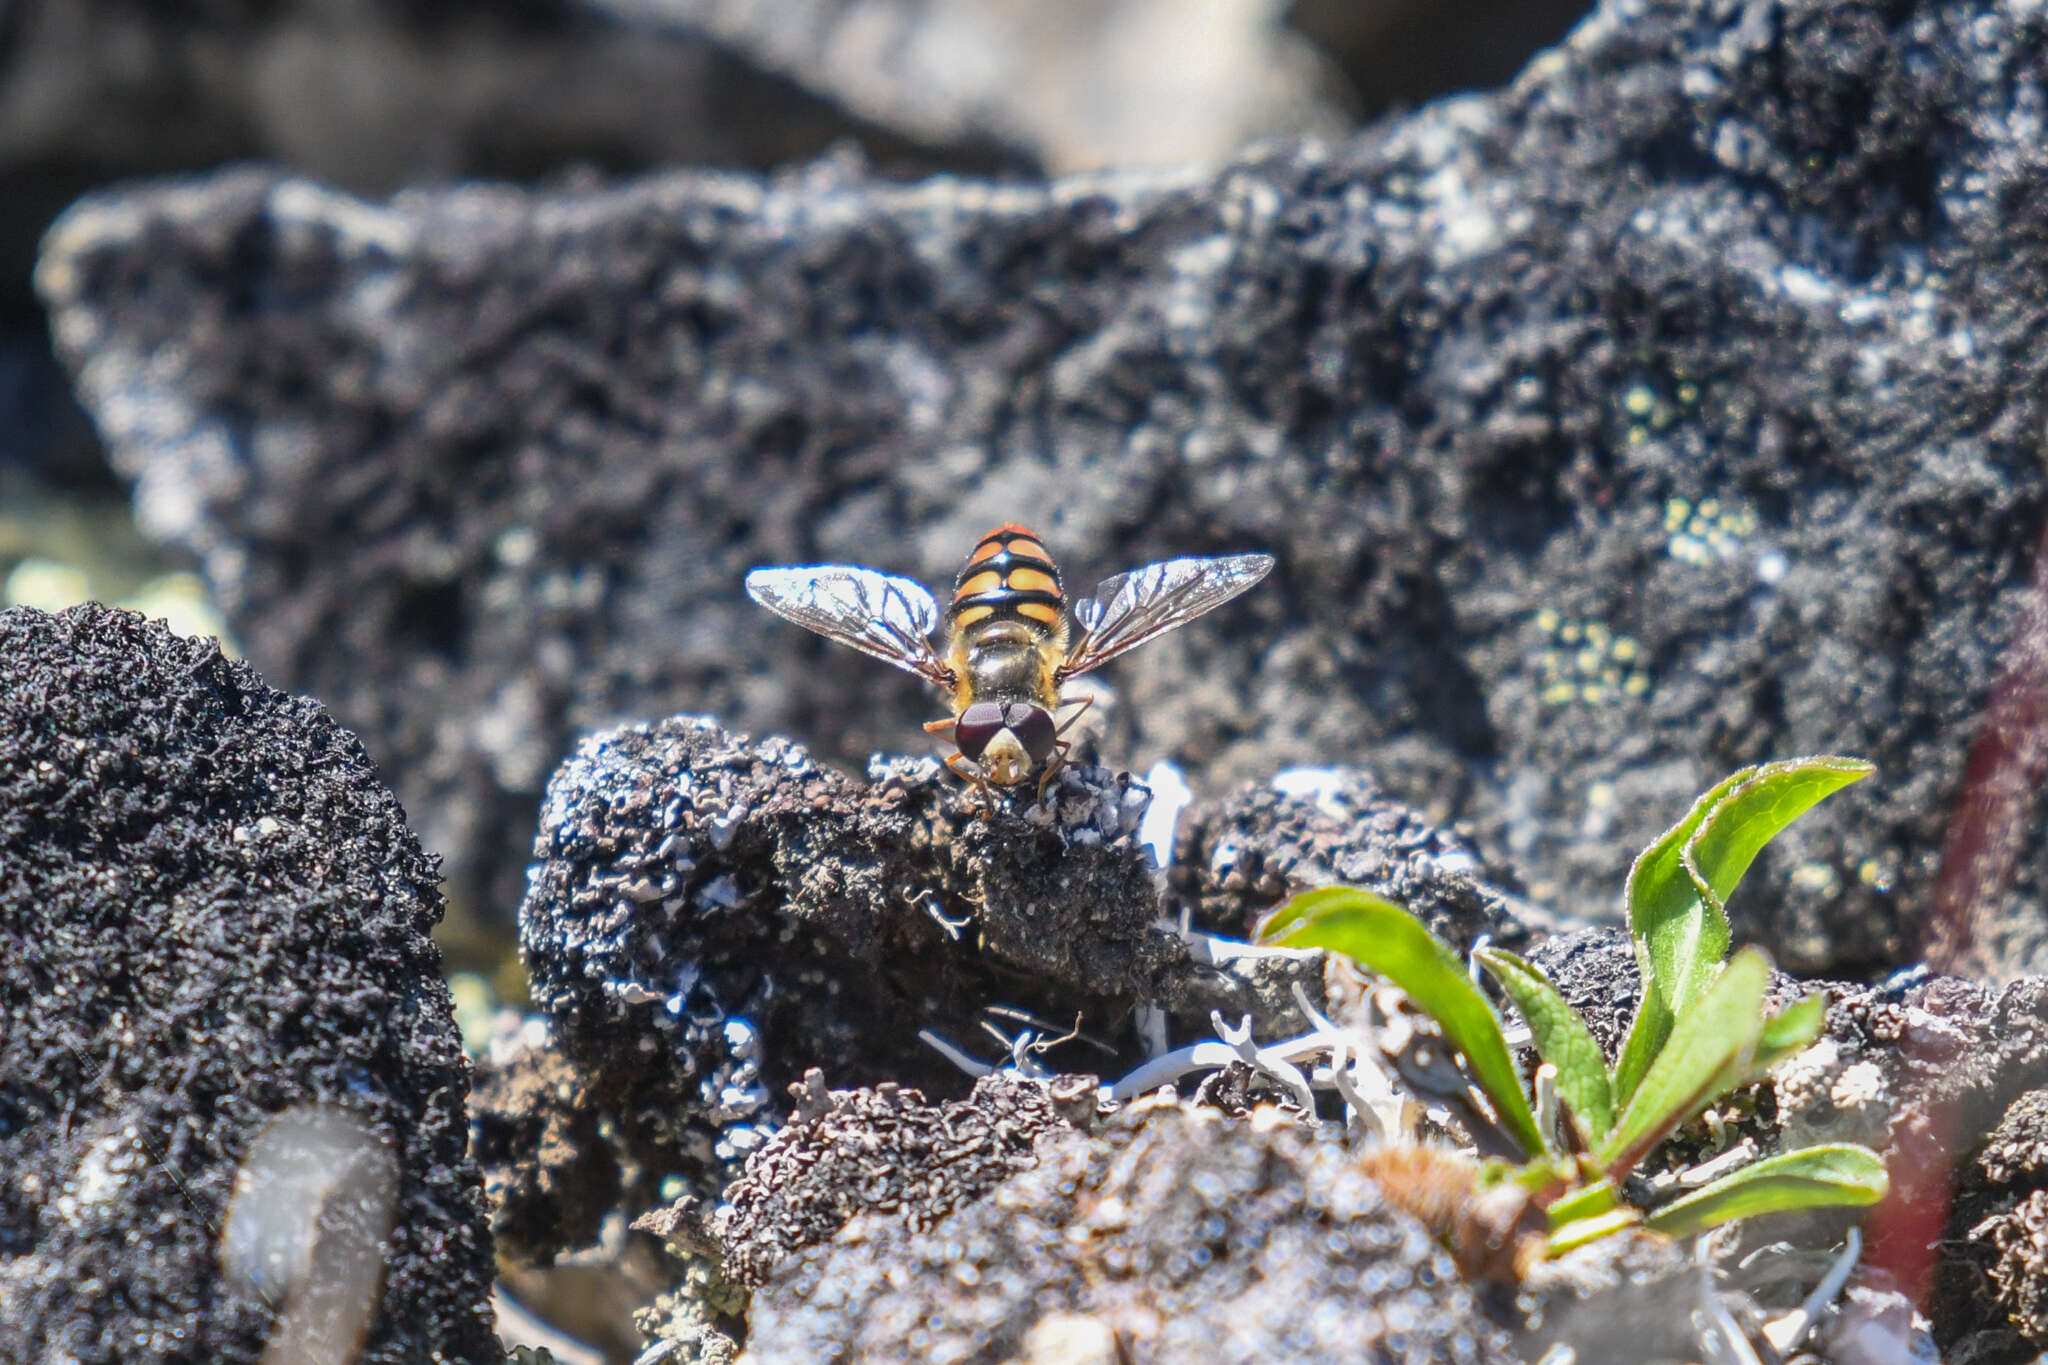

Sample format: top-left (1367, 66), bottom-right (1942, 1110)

top-left (41, 0), bottom-right (2048, 976)
top-left (515, 716), bottom-right (1184, 1240)
top-left (1521, 927), bottom-right (1644, 1058)
top-left (0, 604), bottom-right (495, 1364)
top-left (507, 714), bottom-right (1540, 1266)
top-left (740, 1098), bottom-right (1519, 1365)
top-left (0, 0), bottom-right (958, 484)
top-left (470, 1030), bottom-right (622, 1263)
top-left (1172, 766), bottom-right (1544, 945)
top-left (717, 1072), bottom-right (1074, 1288)
top-left (1936, 1089), bottom-right (2048, 1364)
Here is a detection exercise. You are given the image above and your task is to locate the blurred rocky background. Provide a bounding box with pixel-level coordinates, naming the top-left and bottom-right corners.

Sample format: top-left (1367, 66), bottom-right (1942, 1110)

top-left (0, 0), bottom-right (1585, 961)
top-left (34, 0), bottom-right (2048, 989)
top-left (0, 0), bottom-right (1583, 483)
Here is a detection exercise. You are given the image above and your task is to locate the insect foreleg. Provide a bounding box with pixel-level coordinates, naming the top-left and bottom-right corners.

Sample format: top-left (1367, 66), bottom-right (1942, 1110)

top-left (945, 751), bottom-right (995, 812)
top-left (1035, 739), bottom-right (1073, 800)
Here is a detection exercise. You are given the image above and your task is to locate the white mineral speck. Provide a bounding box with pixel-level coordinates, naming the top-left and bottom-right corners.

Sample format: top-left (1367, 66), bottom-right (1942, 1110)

top-left (1138, 761), bottom-right (1189, 868)
top-left (708, 804), bottom-right (747, 851)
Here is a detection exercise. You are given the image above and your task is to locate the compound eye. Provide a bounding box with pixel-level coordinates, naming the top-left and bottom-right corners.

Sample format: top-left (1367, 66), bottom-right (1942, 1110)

top-left (1004, 703), bottom-right (1058, 765)
top-left (954, 702), bottom-right (1007, 760)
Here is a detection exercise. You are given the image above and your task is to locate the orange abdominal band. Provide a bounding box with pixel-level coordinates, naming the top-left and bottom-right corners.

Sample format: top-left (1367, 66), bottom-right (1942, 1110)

top-left (955, 526), bottom-right (1063, 627)
top-left (958, 570), bottom-right (1004, 597)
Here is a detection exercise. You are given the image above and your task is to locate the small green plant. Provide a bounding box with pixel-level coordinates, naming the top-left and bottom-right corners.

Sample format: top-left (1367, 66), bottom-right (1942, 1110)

top-left (1255, 756), bottom-right (1888, 1254)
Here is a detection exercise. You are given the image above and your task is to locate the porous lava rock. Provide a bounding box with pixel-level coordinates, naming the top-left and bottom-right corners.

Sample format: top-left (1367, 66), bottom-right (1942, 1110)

top-left (739, 1097), bottom-right (1520, 1365)
top-left (42, 0), bottom-right (2048, 977)
top-left (514, 715), bottom-right (1182, 1242)
top-left (470, 1030), bottom-right (622, 1264)
top-left (1521, 927), bottom-right (1643, 1058)
top-left (1933, 1089), bottom-right (2048, 1364)
top-left (0, 604), bottom-right (495, 1364)
top-left (1172, 766), bottom-right (1543, 946)
top-left (716, 1071), bottom-right (1076, 1289)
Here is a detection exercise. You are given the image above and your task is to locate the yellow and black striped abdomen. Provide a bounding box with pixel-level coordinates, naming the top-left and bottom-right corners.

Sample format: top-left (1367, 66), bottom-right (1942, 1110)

top-left (950, 524), bottom-right (1063, 632)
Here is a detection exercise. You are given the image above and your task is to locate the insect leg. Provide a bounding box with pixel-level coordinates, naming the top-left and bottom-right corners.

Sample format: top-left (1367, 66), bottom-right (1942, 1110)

top-left (946, 751), bottom-right (995, 812)
top-left (1035, 739), bottom-right (1072, 800)
top-left (1052, 694), bottom-right (1094, 737)
top-left (924, 716), bottom-right (958, 736)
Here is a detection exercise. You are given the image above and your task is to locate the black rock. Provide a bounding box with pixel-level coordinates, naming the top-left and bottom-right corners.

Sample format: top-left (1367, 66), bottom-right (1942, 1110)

top-left (741, 1096), bottom-right (1520, 1365)
top-left (470, 1030), bottom-right (623, 1265)
top-left (716, 1071), bottom-right (1074, 1289)
top-left (0, 604), bottom-right (495, 1363)
top-left (1172, 766), bottom-right (1535, 946)
top-left (1938, 1089), bottom-right (2048, 1364)
top-left (39, 0), bottom-right (2048, 980)
top-left (1844, 975), bottom-right (2048, 1358)
top-left (513, 716), bottom-right (1184, 1247)
top-left (1521, 927), bottom-right (1642, 1060)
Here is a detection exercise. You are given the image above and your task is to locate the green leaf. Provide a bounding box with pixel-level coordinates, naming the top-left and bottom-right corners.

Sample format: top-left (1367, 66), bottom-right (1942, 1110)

top-left (1644, 1144), bottom-right (1889, 1238)
top-left (1613, 768), bottom-right (1752, 1104)
top-left (1680, 758), bottom-right (1874, 946)
top-left (1546, 1206), bottom-right (1643, 1256)
top-left (1497, 1155), bottom-right (1577, 1198)
top-left (1476, 947), bottom-right (1616, 1144)
top-left (1748, 991), bottom-right (1828, 1081)
top-left (1611, 1000), bottom-right (1671, 1117)
top-left (1598, 948), bottom-right (1771, 1177)
top-left (1544, 1176), bottom-right (1621, 1231)
top-left (1613, 757), bottom-right (1873, 1105)
top-left (1256, 887), bottom-right (1548, 1158)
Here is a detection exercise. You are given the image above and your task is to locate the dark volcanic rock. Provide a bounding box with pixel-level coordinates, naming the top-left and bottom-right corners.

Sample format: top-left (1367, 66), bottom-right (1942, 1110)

top-left (1688, 969), bottom-right (2048, 1335)
top-left (470, 1030), bottom-right (622, 1264)
top-left (1173, 766), bottom-right (1542, 946)
top-left (1935, 1089), bottom-right (2048, 1364)
top-left (1519, 926), bottom-right (2048, 1327)
top-left (740, 1098), bottom-right (1519, 1365)
top-left (0, 605), bottom-right (494, 1364)
top-left (717, 1071), bottom-right (1074, 1288)
top-left (1522, 927), bottom-right (1642, 1058)
top-left (39, 0), bottom-right (2048, 978)
top-left (514, 715), bottom-right (1182, 1246)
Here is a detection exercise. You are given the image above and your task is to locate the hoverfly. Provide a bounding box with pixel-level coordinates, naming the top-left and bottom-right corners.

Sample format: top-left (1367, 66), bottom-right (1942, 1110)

top-left (746, 525), bottom-right (1274, 797)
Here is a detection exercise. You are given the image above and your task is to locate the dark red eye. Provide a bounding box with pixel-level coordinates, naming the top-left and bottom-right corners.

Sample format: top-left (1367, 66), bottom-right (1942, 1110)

top-left (1004, 703), bottom-right (1057, 765)
top-left (954, 702), bottom-right (1007, 760)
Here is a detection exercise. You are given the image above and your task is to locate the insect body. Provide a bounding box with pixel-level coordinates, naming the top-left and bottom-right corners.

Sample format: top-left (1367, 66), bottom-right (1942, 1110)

top-left (745, 525), bottom-right (1274, 796)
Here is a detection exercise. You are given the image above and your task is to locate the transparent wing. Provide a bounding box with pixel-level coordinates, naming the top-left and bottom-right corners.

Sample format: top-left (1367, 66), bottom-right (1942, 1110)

top-left (745, 565), bottom-right (954, 686)
top-left (1060, 552), bottom-right (1275, 680)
